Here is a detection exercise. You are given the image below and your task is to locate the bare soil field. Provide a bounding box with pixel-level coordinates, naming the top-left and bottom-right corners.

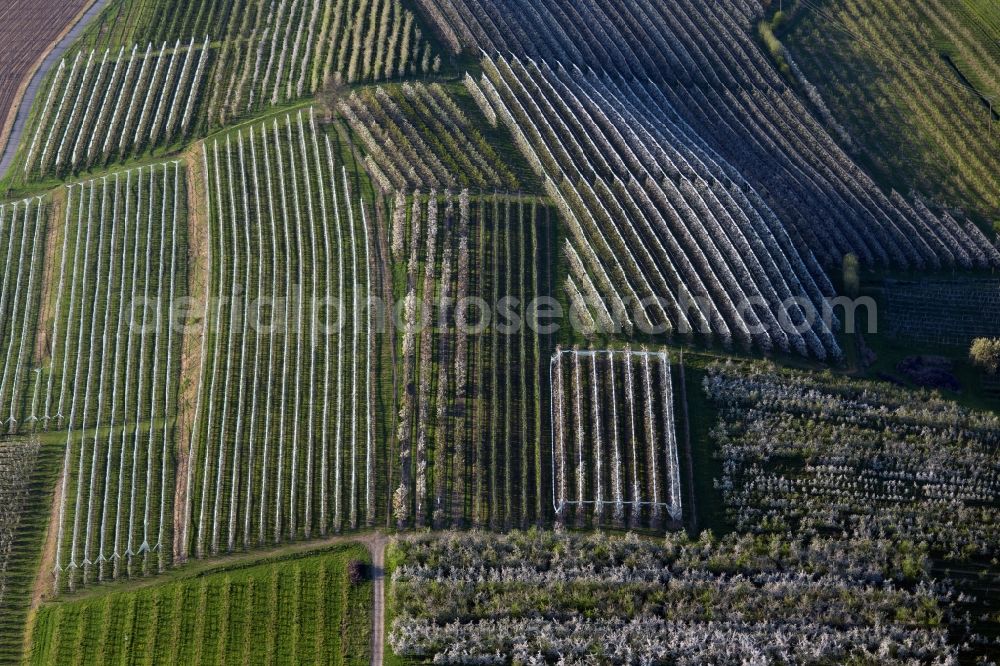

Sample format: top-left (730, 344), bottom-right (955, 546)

top-left (0, 0), bottom-right (92, 163)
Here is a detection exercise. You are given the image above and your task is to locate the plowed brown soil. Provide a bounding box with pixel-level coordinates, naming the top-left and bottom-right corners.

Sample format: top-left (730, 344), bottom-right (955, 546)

top-left (0, 0), bottom-right (92, 158)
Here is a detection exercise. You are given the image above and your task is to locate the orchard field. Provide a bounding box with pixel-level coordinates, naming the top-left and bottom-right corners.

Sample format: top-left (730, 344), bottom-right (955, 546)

top-left (28, 544), bottom-right (372, 665)
top-left (388, 192), bottom-right (557, 530)
top-left (0, 0), bottom-right (996, 662)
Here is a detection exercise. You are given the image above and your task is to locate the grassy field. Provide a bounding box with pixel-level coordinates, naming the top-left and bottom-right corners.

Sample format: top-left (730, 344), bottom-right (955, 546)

top-left (961, 0), bottom-right (1000, 40)
top-left (26, 543), bottom-right (372, 665)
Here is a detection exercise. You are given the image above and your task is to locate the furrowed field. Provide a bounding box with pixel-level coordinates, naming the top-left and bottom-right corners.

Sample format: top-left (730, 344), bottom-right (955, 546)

top-left (0, 1), bottom-right (93, 164)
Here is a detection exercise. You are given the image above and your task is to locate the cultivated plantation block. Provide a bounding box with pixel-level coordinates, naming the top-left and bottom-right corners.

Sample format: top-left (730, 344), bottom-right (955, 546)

top-left (49, 162), bottom-right (188, 591)
top-left (551, 348), bottom-right (682, 530)
top-left (22, 41), bottom-right (210, 180)
top-left (0, 0), bottom-right (996, 662)
top-left (0, 197), bottom-right (49, 432)
top-left (390, 191), bottom-right (557, 530)
top-left (183, 111), bottom-right (378, 557)
top-left (28, 545), bottom-right (372, 664)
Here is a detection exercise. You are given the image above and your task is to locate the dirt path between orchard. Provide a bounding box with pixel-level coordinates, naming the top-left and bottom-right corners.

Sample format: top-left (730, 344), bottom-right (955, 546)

top-left (38, 531), bottom-right (389, 604)
top-left (32, 187), bottom-right (67, 365)
top-left (172, 143), bottom-right (210, 563)
top-left (370, 534), bottom-right (388, 666)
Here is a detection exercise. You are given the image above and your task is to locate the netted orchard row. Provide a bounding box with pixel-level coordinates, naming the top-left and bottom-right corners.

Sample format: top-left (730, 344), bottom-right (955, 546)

top-left (181, 111), bottom-right (377, 560)
top-left (50, 163), bottom-right (188, 593)
top-left (388, 530), bottom-right (955, 663)
top-left (19, 0), bottom-right (444, 181)
top-left (0, 197), bottom-right (48, 434)
top-left (550, 349), bottom-right (681, 530)
top-left (415, 0), bottom-right (735, 83)
top-left (22, 40), bottom-right (210, 179)
top-left (340, 82), bottom-right (518, 192)
top-left (209, 0), bottom-right (440, 127)
top-left (472, 55), bottom-right (842, 359)
top-left (390, 191), bottom-right (555, 530)
top-left (37, 165), bottom-right (186, 432)
top-left (705, 362), bottom-right (1000, 561)
top-left (884, 278), bottom-right (1000, 347)
top-left (423, 0), bottom-right (1000, 272)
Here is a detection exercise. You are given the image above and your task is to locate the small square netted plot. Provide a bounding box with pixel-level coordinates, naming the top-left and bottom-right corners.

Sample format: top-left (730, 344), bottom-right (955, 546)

top-left (550, 348), bottom-right (682, 529)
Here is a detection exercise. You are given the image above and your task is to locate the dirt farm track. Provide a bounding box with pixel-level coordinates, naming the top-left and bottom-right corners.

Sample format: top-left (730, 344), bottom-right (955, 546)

top-left (0, 0), bottom-right (93, 172)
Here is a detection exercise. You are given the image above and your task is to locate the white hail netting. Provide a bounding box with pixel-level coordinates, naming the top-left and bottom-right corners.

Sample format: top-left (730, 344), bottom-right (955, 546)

top-left (416, 0), bottom-right (999, 358)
